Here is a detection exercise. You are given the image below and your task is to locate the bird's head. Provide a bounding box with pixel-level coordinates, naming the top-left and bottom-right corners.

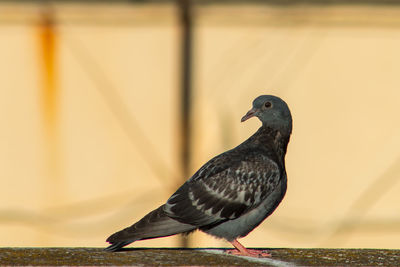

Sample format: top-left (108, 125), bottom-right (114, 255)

top-left (241, 95), bottom-right (292, 134)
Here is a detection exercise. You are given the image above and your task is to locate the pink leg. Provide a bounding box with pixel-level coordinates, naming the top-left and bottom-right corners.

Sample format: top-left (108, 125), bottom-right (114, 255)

top-left (226, 239), bottom-right (271, 258)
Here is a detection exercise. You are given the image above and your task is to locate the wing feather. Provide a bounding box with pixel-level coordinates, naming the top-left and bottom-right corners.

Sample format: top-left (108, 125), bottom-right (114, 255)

top-left (164, 148), bottom-right (281, 227)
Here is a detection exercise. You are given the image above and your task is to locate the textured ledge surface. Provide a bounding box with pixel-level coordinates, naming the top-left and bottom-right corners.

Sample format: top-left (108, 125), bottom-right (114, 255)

top-left (1, 247), bottom-right (400, 266)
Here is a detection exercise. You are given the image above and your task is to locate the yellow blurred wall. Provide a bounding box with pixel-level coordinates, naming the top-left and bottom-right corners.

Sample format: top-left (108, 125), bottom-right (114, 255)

top-left (1, 3), bottom-right (400, 249)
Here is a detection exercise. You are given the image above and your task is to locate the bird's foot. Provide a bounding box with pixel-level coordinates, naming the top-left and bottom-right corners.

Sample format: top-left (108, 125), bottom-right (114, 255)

top-left (226, 248), bottom-right (271, 258)
top-left (227, 239), bottom-right (271, 258)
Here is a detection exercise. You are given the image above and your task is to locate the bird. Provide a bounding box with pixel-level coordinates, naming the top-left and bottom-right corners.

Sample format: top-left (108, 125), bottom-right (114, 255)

top-left (105, 95), bottom-right (292, 257)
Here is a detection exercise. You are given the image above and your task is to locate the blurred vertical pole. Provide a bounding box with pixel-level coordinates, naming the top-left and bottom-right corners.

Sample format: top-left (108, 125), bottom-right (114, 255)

top-left (39, 7), bottom-right (57, 132)
top-left (38, 4), bottom-right (62, 232)
top-left (177, 0), bottom-right (193, 248)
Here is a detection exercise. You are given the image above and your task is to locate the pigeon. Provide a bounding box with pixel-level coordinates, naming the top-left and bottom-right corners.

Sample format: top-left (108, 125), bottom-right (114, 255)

top-left (105, 95), bottom-right (292, 257)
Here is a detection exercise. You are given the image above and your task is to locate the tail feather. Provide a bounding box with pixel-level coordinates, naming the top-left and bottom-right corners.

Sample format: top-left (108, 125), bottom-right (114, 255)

top-left (105, 205), bottom-right (196, 251)
top-left (104, 241), bottom-right (131, 252)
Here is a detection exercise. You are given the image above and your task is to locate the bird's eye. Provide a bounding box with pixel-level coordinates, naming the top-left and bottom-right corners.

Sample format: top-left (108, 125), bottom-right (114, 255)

top-left (264, 101), bottom-right (272, 108)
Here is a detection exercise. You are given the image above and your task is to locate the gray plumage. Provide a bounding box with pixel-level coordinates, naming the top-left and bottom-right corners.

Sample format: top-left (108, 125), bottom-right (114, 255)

top-left (105, 95), bottom-right (292, 252)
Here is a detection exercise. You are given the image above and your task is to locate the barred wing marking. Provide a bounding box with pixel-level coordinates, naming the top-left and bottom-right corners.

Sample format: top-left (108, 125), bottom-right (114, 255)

top-left (164, 150), bottom-right (281, 226)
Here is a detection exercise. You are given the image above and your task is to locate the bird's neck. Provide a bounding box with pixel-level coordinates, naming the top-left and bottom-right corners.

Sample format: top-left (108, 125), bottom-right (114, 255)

top-left (247, 126), bottom-right (291, 161)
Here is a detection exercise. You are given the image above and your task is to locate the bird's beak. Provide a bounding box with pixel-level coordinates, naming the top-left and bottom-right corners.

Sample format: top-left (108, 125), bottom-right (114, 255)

top-left (241, 108), bottom-right (257, 122)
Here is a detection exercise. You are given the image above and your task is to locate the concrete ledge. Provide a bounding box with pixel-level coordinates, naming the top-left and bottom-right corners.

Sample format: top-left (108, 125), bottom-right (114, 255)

top-left (0, 247), bottom-right (399, 266)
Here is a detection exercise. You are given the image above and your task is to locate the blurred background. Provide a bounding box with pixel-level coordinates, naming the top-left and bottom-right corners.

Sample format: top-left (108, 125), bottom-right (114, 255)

top-left (1, 0), bottom-right (400, 249)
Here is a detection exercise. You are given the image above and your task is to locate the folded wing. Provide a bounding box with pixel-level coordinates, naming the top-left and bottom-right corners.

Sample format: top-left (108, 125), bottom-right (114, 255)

top-left (164, 148), bottom-right (281, 228)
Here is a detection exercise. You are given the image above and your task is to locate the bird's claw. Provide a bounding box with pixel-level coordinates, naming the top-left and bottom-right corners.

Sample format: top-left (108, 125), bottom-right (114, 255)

top-left (226, 248), bottom-right (271, 258)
